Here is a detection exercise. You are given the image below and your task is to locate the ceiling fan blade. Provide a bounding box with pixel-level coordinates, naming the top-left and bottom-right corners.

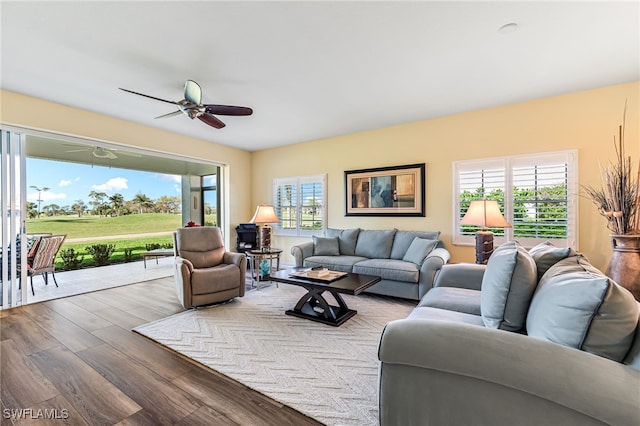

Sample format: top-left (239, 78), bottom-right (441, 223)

top-left (198, 113), bottom-right (226, 129)
top-left (119, 88), bottom-right (179, 105)
top-left (65, 148), bottom-right (90, 153)
top-left (204, 104), bottom-right (253, 116)
top-left (184, 80), bottom-right (202, 105)
top-left (155, 110), bottom-right (183, 119)
top-left (115, 150), bottom-right (142, 158)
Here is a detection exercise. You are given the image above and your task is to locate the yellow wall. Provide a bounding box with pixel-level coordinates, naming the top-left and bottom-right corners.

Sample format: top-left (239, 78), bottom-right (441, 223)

top-left (252, 81), bottom-right (640, 270)
top-left (3, 82), bottom-right (639, 272)
top-left (0, 90), bottom-right (253, 243)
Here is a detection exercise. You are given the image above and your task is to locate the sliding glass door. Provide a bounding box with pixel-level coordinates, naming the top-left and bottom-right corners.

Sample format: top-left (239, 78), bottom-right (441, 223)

top-left (1, 128), bottom-right (27, 309)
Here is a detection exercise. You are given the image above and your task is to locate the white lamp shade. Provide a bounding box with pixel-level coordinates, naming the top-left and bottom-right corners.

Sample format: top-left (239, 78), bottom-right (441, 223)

top-left (460, 200), bottom-right (511, 229)
top-left (249, 205), bottom-right (280, 224)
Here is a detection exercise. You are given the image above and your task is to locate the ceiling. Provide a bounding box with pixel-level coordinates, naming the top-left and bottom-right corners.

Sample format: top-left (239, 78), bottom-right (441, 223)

top-left (1, 1), bottom-right (639, 152)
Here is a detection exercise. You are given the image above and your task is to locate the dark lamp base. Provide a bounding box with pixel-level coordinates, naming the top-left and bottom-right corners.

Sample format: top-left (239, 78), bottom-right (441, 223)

top-left (475, 231), bottom-right (495, 264)
top-left (260, 225), bottom-right (272, 250)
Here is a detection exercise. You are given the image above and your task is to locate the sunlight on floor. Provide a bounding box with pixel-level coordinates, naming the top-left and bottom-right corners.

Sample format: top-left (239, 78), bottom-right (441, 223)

top-left (27, 256), bottom-right (174, 304)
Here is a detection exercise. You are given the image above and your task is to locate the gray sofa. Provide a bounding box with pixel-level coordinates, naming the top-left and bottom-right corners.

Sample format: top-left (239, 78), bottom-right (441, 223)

top-left (290, 228), bottom-right (450, 300)
top-left (378, 241), bottom-right (640, 426)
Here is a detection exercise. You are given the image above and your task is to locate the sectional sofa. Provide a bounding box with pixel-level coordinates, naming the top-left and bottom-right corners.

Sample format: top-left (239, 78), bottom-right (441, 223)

top-left (378, 241), bottom-right (640, 425)
top-left (290, 228), bottom-right (450, 300)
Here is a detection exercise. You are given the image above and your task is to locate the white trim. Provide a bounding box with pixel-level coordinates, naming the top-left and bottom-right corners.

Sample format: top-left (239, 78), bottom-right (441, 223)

top-left (273, 174), bottom-right (326, 237)
top-left (453, 150), bottom-right (578, 249)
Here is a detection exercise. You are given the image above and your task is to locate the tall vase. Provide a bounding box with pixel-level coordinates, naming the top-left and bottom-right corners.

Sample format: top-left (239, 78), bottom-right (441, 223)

top-left (605, 234), bottom-right (640, 302)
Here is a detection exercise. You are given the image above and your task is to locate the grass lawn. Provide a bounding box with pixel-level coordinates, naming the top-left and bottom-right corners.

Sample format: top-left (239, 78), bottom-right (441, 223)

top-left (26, 213), bottom-right (181, 269)
top-left (27, 213), bottom-right (182, 239)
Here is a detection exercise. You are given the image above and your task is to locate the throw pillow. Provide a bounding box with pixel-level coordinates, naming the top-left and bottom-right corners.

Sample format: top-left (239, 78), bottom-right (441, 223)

top-left (526, 254), bottom-right (639, 362)
top-left (480, 241), bottom-right (537, 331)
top-left (326, 228), bottom-right (360, 255)
top-left (529, 241), bottom-right (572, 281)
top-left (402, 237), bottom-right (438, 265)
top-left (354, 229), bottom-right (397, 259)
top-left (390, 230), bottom-right (441, 259)
top-left (313, 236), bottom-right (340, 256)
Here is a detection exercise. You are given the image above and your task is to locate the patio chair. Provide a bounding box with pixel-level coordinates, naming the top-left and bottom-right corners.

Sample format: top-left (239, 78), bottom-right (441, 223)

top-left (174, 226), bottom-right (246, 309)
top-left (18, 234), bottom-right (66, 295)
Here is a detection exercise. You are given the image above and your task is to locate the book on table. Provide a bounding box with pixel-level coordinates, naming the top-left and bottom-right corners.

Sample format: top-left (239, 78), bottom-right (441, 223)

top-left (289, 268), bottom-right (347, 282)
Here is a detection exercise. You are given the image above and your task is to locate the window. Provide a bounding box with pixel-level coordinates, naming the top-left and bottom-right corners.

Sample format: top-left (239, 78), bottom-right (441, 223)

top-left (453, 151), bottom-right (577, 248)
top-left (273, 174), bottom-right (326, 236)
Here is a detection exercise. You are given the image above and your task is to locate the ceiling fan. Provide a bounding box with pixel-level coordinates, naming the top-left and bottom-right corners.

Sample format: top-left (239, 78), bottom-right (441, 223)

top-left (119, 80), bottom-right (253, 129)
top-left (64, 145), bottom-right (142, 160)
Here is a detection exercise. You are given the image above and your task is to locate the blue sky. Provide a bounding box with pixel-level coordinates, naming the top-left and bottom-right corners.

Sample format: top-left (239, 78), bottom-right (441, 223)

top-left (27, 158), bottom-right (181, 207)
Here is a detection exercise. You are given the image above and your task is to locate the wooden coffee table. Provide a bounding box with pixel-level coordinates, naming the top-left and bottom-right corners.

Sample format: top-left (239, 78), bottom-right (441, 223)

top-left (269, 269), bottom-right (381, 326)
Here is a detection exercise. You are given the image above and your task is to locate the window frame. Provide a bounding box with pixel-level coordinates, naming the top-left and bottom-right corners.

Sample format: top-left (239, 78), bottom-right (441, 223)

top-left (273, 174), bottom-right (327, 237)
top-left (452, 150), bottom-right (578, 249)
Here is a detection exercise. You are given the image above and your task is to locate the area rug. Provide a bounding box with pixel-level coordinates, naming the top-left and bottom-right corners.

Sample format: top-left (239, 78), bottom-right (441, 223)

top-left (133, 284), bottom-right (414, 425)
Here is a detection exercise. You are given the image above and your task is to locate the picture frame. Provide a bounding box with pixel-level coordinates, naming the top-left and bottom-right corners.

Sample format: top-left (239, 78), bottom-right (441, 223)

top-left (345, 163), bottom-right (425, 216)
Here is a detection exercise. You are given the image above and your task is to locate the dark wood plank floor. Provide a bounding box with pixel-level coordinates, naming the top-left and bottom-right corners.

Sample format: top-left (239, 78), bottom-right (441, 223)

top-left (0, 277), bottom-right (323, 425)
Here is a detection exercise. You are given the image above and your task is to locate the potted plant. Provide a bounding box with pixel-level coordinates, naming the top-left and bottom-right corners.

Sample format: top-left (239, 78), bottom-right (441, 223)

top-left (583, 104), bottom-right (640, 300)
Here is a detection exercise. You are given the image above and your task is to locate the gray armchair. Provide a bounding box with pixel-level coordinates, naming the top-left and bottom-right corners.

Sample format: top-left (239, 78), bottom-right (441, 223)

top-left (174, 227), bottom-right (246, 309)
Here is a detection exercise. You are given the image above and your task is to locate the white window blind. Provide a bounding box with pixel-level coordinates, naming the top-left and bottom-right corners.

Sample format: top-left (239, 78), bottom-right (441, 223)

top-left (453, 151), bottom-right (577, 248)
top-left (273, 174), bottom-right (326, 236)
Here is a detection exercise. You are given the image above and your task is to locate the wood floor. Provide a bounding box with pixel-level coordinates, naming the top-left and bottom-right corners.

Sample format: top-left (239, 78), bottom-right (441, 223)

top-left (0, 277), bottom-right (323, 425)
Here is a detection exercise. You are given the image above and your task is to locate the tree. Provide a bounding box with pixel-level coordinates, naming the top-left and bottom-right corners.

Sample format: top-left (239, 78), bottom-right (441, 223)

top-left (132, 192), bottom-right (153, 214)
top-left (88, 190), bottom-right (108, 216)
top-left (29, 185), bottom-right (50, 218)
top-left (155, 195), bottom-right (180, 214)
top-left (71, 200), bottom-right (86, 218)
top-left (109, 193), bottom-right (125, 216)
top-left (26, 201), bottom-right (38, 219)
top-left (42, 203), bottom-right (61, 216)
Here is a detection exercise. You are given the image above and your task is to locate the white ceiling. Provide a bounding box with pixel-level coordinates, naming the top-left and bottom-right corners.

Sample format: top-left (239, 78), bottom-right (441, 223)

top-left (1, 1), bottom-right (639, 152)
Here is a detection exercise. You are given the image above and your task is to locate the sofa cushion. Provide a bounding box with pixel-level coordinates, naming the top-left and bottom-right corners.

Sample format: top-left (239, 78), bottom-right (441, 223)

top-left (304, 255), bottom-right (367, 273)
top-left (408, 306), bottom-right (485, 327)
top-left (402, 237), bottom-right (438, 265)
top-left (390, 230), bottom-right (441, 259)
top-left (191, 264), bottom-right (240, 294)
top-left (355, 229), bottom-right (397, 259)
top-left (419, 287), bottom-right (482, 316)
top-left (481, 241), bottom-right (537, 331)
top-left (312, 236), bottom-right (340, 256)
top-left (352, 259), bottom-right (419, 283)
top-left (529, 241), bottom-right (572, 281)
top-left (527, 254), bottom-right (639, 362)
top-left (326, 228), bottom-right (360, 255)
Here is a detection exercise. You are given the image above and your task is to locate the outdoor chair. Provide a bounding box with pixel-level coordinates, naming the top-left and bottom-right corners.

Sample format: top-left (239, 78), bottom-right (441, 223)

top-left (174, 226), bottom-right (246, 309)
top-left (18, 234), bottom-right (66, 295)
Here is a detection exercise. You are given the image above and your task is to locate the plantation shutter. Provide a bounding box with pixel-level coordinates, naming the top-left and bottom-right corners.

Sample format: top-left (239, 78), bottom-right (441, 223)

top-left (453, 151), bottom-right (577, 248)
top-left (274, 174), bottom-right (326, 236)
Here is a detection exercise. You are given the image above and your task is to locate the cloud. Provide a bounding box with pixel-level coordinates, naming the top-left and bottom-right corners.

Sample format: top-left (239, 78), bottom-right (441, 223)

top-left (59, 179), bottom-right (72, 187)
top-left (91, 177), bottom-right (128, 192)
top-left (157, 173), bottom-right (181, 183)
top-left (27, 191), bottom-right (66, 202)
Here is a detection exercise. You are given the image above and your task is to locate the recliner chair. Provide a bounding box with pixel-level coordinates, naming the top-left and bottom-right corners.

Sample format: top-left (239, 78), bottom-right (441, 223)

top-left (174, 226), bottom-right (246, 309)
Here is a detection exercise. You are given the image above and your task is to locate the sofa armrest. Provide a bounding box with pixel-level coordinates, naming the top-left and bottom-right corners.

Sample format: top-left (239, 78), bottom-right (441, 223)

top-left (174, 256), bottom-right (194, 308)
top-left (433, 262), bottom-right (485, 291)
top-left (291, 241), bottom-right (314, 267)
top-left (417, 247), bottom-right (451, 298)
top-left (378, 319), bottom-right (640, 426)
top-left (224, 251), bottom-right (247, 269)
top-left (224, 251), bottom-right (247, 297)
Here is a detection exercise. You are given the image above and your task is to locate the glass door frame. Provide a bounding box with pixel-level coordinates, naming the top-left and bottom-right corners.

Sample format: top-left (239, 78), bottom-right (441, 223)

top-left (1, 127), bottom-right (28, 309)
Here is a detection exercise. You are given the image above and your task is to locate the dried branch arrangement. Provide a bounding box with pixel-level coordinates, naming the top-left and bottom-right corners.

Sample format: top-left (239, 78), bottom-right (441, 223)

top-left (583, 104), bottom-right (639, 235)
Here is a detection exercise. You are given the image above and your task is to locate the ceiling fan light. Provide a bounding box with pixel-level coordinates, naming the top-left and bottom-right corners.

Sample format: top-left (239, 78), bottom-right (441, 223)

top-left (93, 147), bottom-right (114, 159)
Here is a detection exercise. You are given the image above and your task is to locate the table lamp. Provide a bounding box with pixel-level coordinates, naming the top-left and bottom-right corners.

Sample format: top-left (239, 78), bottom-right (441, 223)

top-left (460, 199), bottom-right (511, 264)
top-left (249, 204), bottom-right (280, 251)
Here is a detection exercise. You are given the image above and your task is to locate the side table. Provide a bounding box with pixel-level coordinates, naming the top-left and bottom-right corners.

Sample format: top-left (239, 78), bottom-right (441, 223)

top-left (246, 248), bottom-right (282, 289)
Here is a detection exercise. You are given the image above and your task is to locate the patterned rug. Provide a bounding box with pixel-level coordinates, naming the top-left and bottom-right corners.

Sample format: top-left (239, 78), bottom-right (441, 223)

top-left (133, 284), bottom-right (414, 425)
